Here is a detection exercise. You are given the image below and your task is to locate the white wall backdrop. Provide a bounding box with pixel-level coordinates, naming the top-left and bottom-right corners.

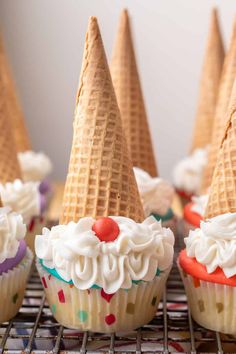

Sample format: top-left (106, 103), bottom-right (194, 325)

top-left (0, 0), bottom-right (235, 180)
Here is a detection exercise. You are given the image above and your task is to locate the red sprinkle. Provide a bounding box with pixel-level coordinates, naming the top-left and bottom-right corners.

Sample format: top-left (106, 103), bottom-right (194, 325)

top-left (105, 314), bottom-right (116, 325)
top-left (58, 289), bottom-right (65, 303)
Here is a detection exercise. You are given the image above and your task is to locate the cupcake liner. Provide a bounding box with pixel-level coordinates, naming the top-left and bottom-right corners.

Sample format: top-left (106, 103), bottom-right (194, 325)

top-left (36, 260), bottom-right (171, 333)
top-left (178, 261), bottom-right (236, 335)
top-left (0, 248), bottom-right (33, 323)
top-left (25, 216), bottom-right (45, 254)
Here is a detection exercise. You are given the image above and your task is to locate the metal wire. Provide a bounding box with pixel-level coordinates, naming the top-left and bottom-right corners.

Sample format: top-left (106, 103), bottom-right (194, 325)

top-left (0, 234), bottom-right (236, 353)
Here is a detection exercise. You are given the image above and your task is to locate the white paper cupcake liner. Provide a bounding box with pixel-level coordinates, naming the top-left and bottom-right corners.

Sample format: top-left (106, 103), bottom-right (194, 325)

top-left (25, 216), bottom-right (45, 254)
top-left (178, 262), bottom-right (236, 335)
top-left (36, 260), bottom-right (171, 333)
top-left (0, 248), bottom-right (33, 323)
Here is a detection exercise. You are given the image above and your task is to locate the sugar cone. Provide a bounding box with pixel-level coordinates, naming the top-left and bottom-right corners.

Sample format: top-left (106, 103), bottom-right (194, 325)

top-left (190, 8), bottom-right (225, 152)
top-left (0, 35), bottom-right (31, 152)
top-left (204, 77), bottom-right (236, 219)
top-left (110, 9), bottom-right (158, 177)
top-left (201, 17), bottom-right (236, 193)
top-left (0, 65), bottom-right (22, 184)
top-left (60, 17), bottom-right (144, 224)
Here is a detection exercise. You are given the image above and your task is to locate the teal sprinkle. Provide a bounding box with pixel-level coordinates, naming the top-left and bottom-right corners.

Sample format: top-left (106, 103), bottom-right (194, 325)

top-left (39, 259), bottom-right (163, 290)
top-left (51, 304), bottom-right (56, 314)
top-left (78, 310), bottom-right (88, 322)
top-left (152, 208), bottom-right (174, 222)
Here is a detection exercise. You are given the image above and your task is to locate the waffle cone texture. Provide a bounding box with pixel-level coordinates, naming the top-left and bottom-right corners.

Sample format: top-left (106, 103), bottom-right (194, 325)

top-left (60, 17), bottom-right (144, 224)
top-left (0, 65), bottom-right (22, 184)
top-left (110, 10), bottom-right (157, 177)
top-left (205, 78), bottom-right (236, 219)
top-left (201, 17), bottom-right (236, 192)
top-left (190, 8), bottom-right (225, 152)
top-left (0, 35), bottom-right (31, 153)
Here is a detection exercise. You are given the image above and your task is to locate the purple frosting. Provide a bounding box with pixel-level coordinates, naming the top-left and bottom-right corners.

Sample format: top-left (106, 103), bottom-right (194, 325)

top-left (39, 179), bottom-right (51, 194)
top-left (0, 240), bottom-right (27, 275)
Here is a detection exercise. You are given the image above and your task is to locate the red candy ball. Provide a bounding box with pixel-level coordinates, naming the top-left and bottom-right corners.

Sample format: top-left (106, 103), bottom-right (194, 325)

top-left (92, 217), bottom-right (120, 242)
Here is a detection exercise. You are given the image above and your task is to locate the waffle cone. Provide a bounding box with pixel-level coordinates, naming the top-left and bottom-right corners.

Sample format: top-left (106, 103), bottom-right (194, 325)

top-left (110, 9), bottom-right (158, 177)
top-left (190, 8), bottom-right (225, 152)
top-left (201, 17), bottom-right (236, 192)
top-left (0, 35), bottom-right (31, 152)
top-left (204, 78), bottom-right (236, 219)
top-left (60, 17), bottom-right (144, 224)
top-left (0, 66), bottom-right (22, 184)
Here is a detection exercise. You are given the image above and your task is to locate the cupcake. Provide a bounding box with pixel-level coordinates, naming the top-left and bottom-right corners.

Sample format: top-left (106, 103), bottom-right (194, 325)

top-left (110, 10), bottom-right (176, 232)
top-left (182, 17), bottom-right (236, 236)
top-left (0, 206), bottom-right (33, 323)
top-left (173, 8), bottom-right (224, 207)
top-left (179, 78), bottom-right (236, 335)
top-left (35, 17), bottom-right (174, 333)
top-left (0, 35), bottom-right (52, 201)
top-left (0, 66), bottom-right (45, 253)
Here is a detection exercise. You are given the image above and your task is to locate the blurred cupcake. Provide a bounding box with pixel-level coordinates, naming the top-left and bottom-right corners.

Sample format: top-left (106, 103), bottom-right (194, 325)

top-left (182, 16), bottom-right (236, 236)
top-left (179, 78), bottom-right (236, 335)
top-left (110, 10), bottom-right (176, 232)
top-left (173, 8), bottom-right (224, 207)
top-left (0, 206), bottom-right (33, 323)
top-left (35, 17), bottom-right (174, 333)
top-left (0, 35), bottom-right (52, 202)
top-left (0, 64), bottom-right (45, 253)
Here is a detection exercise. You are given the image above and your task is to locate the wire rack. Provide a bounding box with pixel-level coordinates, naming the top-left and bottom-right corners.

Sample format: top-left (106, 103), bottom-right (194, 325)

top-left (0, 228), bottom-right (236, 353)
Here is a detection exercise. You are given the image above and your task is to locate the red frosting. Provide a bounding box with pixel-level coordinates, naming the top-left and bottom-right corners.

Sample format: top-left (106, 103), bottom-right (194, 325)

top-left (183, 202), bottom-right (202, 228)
top-left (179, 249), bottom-right (236, 287)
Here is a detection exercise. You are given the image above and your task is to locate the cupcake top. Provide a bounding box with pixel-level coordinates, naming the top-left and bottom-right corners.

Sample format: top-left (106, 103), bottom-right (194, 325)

top-left (134, 167), bottom-right (174, 216)
top-left (185, 213), bottom-right (236, 278)
top-left (0, 179), bottom-right (41, 225)
top-left (36, 215), bottom-right (174, 293)
top-left (0, 206), bottom-right (26, 264)
top-left (18, 150), bottom-right (52, 182)
top-left (173, 147), bottom-right (208, 195)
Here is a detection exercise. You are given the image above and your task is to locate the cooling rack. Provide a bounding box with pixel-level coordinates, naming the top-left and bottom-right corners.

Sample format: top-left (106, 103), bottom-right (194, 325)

top-left (0, 227), bottom-right (236, 353)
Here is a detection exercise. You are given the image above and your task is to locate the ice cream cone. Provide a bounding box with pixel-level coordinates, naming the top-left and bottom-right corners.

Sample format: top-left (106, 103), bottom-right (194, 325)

top-left (204, 78), bottom-right (236, 219)
top-left (190, 8), bottom-right (225, 152)
top-left (110, 9), bottom-right (157, 177)
top-left (60, 17), bottom-right (144, 224)
top-left (0, 35), bottom-right (31, 153)
top-left (201, 17), bottom-right (236, 193)
top-left (0, 65), bottom-right (22, 184)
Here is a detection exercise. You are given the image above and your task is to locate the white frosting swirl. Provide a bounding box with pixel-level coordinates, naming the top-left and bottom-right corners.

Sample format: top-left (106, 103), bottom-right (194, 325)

top-left (36, 216), bottom-right (174, 293)
top-left (133, 167), bottom-right (174, 216)
top-left (0, 179), bottom-right (41, 225)
top-left (18, 150), bottom-right (52, 182)
top-left (185, 213), bottom-right (236, 278)
top-left (173, 148), bottom-right (208, 194)
top-left (0, 207), bottom-right (26, 263)
top-left (191, 194), bottom-right (209, 217)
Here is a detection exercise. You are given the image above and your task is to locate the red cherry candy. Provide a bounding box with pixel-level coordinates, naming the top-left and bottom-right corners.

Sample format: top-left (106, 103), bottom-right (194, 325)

top-left (92, 217), bottom-right (120, 242)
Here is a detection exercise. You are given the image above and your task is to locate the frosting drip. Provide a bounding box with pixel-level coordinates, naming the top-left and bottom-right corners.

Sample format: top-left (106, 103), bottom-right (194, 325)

top-left (173, 147), bottom-right (208, 194)
top-left (133, 167), bottom-right (174, 216)
top-left (0, 179), bottom-right (41, 225)
top-left (18, 150), bottom-right (52, 182)
top-left (185, 213), bottom-right (236, 278)
top-left (36, 216), bottom-right (174, 293)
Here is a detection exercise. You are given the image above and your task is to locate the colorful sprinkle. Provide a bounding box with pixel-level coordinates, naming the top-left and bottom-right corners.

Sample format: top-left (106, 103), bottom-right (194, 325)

top-left (151, 296), bottom-right (157, 306)
top-left (193, 277), bottom-right (200, 288)
top-left (87, 289), bottom-right (91, 295)
top-left (29, 218), bottom-right (35, 232)
top-left (126, 303), bottom-right (135, 314)
top-left (156, 269), bottom-right (161, 276)
top-left (48, 274), bottom-right (52, 280)
top-left (51, 304), bottom-right (56, 314)
top-left (12, 293), bottom-right (19, 304)
top-left (198, 300), bottom-right (205, 312)
top-left (69, 284), bottom-right (74, 288)
top-left (101, 289), bottom-right (115, 303)
top-left (58, 289), bottom-right (65, 303)
top-left (105, 314), bottom-right (116, 325)
top-left (42, 276), bottom-right (47, 288)
top-left (78, 310), bottom-right (88, 322)
top-left (216, 302), bottom-right (224, 313)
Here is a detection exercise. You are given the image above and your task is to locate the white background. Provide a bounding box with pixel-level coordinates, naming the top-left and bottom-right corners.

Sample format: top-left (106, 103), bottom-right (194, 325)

top-left (0, 0), bottom-right (235, 181)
